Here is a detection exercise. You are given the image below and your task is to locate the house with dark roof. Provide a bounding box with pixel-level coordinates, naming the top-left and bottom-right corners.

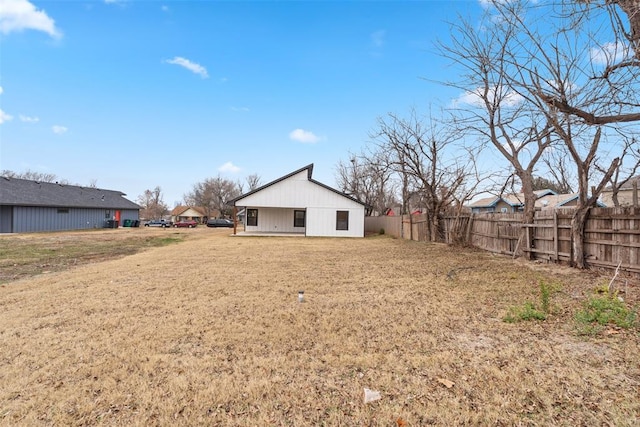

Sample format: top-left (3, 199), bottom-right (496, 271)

top-left (0, 177), bottom-right (140, 233)
top-left (231, 164), bottom-right (366, 237)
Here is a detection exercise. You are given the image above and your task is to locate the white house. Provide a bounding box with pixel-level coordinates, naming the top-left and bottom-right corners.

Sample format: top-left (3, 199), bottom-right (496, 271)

top-left (231, 164), bottom-right (365, 237)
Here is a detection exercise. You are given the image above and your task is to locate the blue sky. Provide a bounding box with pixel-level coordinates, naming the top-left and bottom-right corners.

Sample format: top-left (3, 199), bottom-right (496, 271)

top-left (1, 0), bottom-right (487, 206)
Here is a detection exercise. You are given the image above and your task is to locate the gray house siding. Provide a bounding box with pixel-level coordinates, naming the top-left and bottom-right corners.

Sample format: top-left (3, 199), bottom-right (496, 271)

top-left (9, 207), bottom-right (140, 233)
top-left (0, 177), bottom-right (140, 233)
top-left (0, 206), bottom-right (12, 233)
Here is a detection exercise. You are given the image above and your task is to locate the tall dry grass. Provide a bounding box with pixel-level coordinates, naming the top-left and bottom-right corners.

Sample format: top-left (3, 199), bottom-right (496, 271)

top-left (1, 229), bottom-right (638, 425)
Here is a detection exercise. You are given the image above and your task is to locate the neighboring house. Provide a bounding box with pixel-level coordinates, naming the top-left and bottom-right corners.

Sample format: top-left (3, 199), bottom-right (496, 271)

top-left (536, 193), bottom-right (606, 209)
top-left (231, 164), bottom-right (366, 237)
top-left (469, 189), bottom-right (556, 213)
top-left (0, 177), bottom-right (140, 233)
top-left (384, 206), bottom-right (401, 216)
top-left (170, 206), bottom-right (217, 224)
top-left (600, 175), bottom-right (640, 207)
top-left (469, 189), bottom-right (606, 213)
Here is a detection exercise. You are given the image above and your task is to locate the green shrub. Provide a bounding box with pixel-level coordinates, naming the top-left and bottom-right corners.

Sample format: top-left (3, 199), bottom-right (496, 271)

top-left (504, 301), bottom-right (546, 323)
top-left (379, 228), bottom-right (385, 235)
top-left (503, 280), bottom-right (559, 323)
top-left (575, 294), bottom-right (637, 335)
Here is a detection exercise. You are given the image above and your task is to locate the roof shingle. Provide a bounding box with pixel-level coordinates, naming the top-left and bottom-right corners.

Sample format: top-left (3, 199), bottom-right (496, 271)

top-left (0, 177), bottom-right (140, 210)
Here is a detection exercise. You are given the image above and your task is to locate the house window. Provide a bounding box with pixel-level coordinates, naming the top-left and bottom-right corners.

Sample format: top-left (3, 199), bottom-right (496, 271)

top-left (57, 208), bottom-right (69, 214)
top-left (501, 207), bottom-right (508, 213)
top-left (247, 209), bottom-right (258, 226)
top-left (336, 210), bottom-right (349, 230)
top-left (294, 210), bottom-right (306, 228)
top-left (105, 209), bottom-right (111, 219)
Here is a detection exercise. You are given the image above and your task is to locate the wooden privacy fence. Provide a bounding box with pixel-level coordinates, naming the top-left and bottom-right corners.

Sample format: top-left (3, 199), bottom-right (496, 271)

top-left (365, 207), bottom-right (640, 275)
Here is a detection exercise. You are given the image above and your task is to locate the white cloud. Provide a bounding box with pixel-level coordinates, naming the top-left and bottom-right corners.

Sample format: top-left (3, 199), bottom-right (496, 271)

top-left (451, 86), bottom-right (523, 108)
top-left (0, 86), bottom-right (3, 94)
top-left (161, 5), bottom-right (169, 12)
top-left (0, 0), bottom-right (62, 38)
top-left (289, 128), bottom-right (321, 144)
top-left (218, 161), bottom-right (241, 173)
top-left (590, 41), bottom-right (631, 66)
top-left (231, 106), bottom-right (250, 112)
top-left (165, 56), bottom-right (209, 78)
top-left (52, 125), bottom-right (67, 134)
top-left (19, 114), bottom-right (39, 122)
top-left (371, 30), bottom-right (385, 48)
top-left (0, 109), bottom-right (14, 124)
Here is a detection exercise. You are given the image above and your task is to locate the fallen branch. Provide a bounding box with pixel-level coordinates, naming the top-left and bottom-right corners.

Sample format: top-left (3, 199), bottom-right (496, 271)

top-left (608, 260), bottom-right (623, 294)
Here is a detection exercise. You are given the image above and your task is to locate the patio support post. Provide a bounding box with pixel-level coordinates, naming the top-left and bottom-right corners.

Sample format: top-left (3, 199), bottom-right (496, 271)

top-left (233, 206), bottom-right (237, 235)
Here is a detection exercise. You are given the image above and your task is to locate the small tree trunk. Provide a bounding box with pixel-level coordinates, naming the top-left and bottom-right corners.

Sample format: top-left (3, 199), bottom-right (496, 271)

top-left (520, 175), bottom-right (537, 260)
top-left (571, 207), bottom-right (590, 269)
top-left (615, 0), bottom-right (640, 58)
top-left (430, 214), bottom-right (441, 243)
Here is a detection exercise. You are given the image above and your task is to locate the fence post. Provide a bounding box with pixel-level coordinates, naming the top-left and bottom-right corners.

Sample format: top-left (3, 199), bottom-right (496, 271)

top-left (466, 213), bottom-right (474, 244)
top-left (553, 210), bottom-right (559, 261)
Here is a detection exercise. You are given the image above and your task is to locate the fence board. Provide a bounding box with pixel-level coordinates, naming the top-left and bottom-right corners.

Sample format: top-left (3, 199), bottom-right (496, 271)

top-left (367, 207), bottom-right (640, 276)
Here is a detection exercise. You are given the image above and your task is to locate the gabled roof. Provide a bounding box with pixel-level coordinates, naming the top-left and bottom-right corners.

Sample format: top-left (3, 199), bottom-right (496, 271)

top-left (604, 175), bottom-right (640, 191)
top-left (0, 177), bottom-right (140, 210)
top-left (537, 193), bottom-right (606, 208)
top-left (171, 205), bottom-right (208, 216)
top-left (469, 195), bottom-right (501, 208)
top-left (231, 164), bottom-right (365, 206)
top-left (469, 189), bottom-right (557, 208)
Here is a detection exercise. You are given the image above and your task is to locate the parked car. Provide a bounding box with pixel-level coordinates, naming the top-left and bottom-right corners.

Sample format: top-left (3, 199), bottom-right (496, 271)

top-left (174, 220), bottom-right (198, 228)
top-left (207, 218), bottom-right (234, 228)
top-left (144, 219), bottom-right (172, 228)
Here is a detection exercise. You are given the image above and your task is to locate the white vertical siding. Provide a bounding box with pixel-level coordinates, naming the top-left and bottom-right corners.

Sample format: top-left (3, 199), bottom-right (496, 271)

top-left (244, 208), bottom-right (305, 233)
top-left (235, 169), bottom-right (365, 237)
top-left (237, 171), bottom-right (361, 210)
top-left (306, 207), bottom-right (364, 237)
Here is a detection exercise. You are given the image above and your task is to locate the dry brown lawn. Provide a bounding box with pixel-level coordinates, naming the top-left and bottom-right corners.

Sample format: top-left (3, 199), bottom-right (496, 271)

top-left (1, 228), bottom-right (639, 426)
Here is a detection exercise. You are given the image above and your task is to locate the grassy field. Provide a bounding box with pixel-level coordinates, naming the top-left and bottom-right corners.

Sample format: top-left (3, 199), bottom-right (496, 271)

top-left (0, 228), bottom-right (638, 426)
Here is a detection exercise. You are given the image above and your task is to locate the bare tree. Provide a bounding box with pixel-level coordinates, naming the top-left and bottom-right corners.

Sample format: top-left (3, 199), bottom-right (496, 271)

top-left (531, 175), bottom-right (573, 194)
top-left (575, 0), bottom-right (640, 61)
top-left (335, 151), bottom-right (396, 216)
top-left (441, 7), bottom-right (555, 256)
top-left (458, 0), bottom-right (635, 267)
top-left (184, 176), bottom-right (241, 218)
top-left (235, 174), bottom-right (262, 194)
top-left (597, 135), bottom-right (640, 206)
top-left (137, 186), bottom-right (168, 220)
top-left (245, 174), bottom-right (262, 191)
top-left (370, 109), bottom-right (475, 242)
top-left (1, 169), bottom-right (60, 183)
top-left (542, 146), bottom-right (577, 194)
top-left (532, 1), bottom-right (640, 125)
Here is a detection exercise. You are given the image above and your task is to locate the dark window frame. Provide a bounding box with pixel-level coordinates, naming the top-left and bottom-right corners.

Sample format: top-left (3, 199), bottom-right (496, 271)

top-left (247, 209), bottom-right (258, 226)
top-left (336, 210), bottom-right (349, 231)
top-left (293, 210), bottom-right (306, 228)
top-left (57, 208), bottom-right (69, 214)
